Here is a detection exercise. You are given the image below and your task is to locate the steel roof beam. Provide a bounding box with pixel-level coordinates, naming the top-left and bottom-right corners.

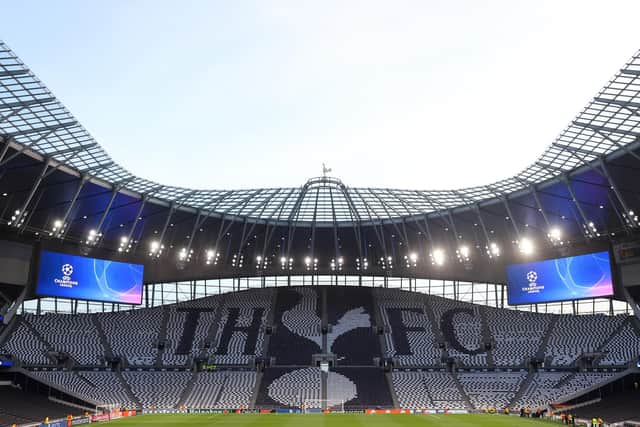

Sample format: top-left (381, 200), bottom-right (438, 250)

top-left (0, 69), bottom-right (29, 78)
top-left (593, 97), bottom-right (640, 113)
top-left (123, 196), bottom-right (148, 253)
top-left (571, 121), bottom-right (640, 138)
top-left (58, 176), bottom-right (89, 239)
top-left (0, 97), bottom-right (56, 110)
top-left (621, 68), bottom-right (640, 76)
top-left (559, 174), bottom-right (591, 240)
top-left (6, 121), bottom-right (78, 139)
top-left (600, 161), bottom-right (635, 232)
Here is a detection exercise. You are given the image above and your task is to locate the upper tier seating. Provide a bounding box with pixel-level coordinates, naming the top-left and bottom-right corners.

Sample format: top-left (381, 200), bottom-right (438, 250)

top-left (3, 287), bottom-right (639, 374)
top-left (545, 315), bottom-right (626, 366)
top-left (122, 370), bottom-right (191, 408)
top-left (210, 289), bottom-right (274, 365)
top-left (457, 371), bottom-right (527, 410)
top-left (392, 371), bottom-right (468, 409)
top-left (97, 308), bottom-right (162, 366)
top-left (268, 288), bottom-right (322, 365)
top-left (376, 289), bottom-right (440, 366)
top-left (486, 308), bottom-right (551, 366)
top-left (429, 296), bottom-right (487, 367)
top-left (161, 309), bottom-right (189, 366)
top-left (599, 322), bottom-right (640, 366)
top-left (26, 313), bottom-right (104, 366)
top-left (325, 287), bottom-right (381, 365)
top-left (0, 320), bottom-right (51, 365)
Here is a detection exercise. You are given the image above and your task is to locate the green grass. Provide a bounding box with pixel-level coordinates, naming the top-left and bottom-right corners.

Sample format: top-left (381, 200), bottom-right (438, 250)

top-left (108, 413), bottom-right (560, 426)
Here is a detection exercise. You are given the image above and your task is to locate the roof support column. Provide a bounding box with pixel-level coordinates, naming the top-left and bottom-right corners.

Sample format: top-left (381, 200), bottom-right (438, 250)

top-left (499, 196), bottom-right (521, 241)
top-left (473, 204), bottom-right (494, 256)
top-left (559, 175), bottom-right (592, 239)
top-left (121, 196), bottom-right (148, 253)
top-left (11, 160), bottom-right (50, 227)
top-left (600, 161), bottom-right (636, 231)
top-left (58, 176), bottom-right (88, 239)
top-left (530, 186), bottom-right (552, 230)
top-left (152, 203), bottom-right (176, 257)
top-left (0, 135), bottom-right (12, 165)
top-left (95, 186), bottom-right (119, 233)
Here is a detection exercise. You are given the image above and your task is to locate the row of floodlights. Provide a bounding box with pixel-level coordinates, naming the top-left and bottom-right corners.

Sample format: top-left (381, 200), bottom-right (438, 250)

top-left (141, 237), bottom-right (540, 269)
top-left (42, 218), bottom-right (584, 267)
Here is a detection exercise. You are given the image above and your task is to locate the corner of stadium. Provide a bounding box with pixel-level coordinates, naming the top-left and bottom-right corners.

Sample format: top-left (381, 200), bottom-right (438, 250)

top-left (1, 34), bottom-right (640, 427)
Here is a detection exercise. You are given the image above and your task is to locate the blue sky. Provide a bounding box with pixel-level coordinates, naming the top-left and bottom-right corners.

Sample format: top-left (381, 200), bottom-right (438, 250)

top-left (2, 1), bottom-right (639, 190)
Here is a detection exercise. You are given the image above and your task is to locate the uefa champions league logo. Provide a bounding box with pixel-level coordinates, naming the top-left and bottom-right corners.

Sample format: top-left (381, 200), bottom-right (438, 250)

top-left (526, 270), bottom-right (537, 285)
top-left (61, 263), bottom-right (73, 278)
top-left (54, 263), bottom-right (78, 288)
top-left (523, 270), bottom-right (543, 294)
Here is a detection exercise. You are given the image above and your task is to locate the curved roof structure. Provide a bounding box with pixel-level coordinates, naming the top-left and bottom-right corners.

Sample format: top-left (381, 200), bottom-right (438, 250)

top-left (2, 41), bottom-right (640, 224)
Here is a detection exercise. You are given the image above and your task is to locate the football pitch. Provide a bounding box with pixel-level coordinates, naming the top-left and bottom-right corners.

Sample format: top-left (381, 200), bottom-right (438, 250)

top-left (108, 413), bottom-right (558, 426)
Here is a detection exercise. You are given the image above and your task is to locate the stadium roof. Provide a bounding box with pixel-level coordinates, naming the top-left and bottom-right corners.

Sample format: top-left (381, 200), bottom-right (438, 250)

top-left (1, 41), bottom-right (640, 225)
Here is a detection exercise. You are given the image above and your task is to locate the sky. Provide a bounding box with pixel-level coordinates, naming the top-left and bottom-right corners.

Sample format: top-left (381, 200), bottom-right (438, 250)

top-left (2, 1), bottom-right (640, 191)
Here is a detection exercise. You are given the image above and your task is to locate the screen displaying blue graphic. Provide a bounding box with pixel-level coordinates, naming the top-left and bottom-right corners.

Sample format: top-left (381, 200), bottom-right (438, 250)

top-left (506, 251), bottom-right (613, 305)
top-left (36, 251), bottom-right (144, 304)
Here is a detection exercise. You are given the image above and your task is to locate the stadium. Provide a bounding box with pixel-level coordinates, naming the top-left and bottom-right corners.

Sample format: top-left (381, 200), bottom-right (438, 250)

top-left (1, 7), bottom-right (640, 427)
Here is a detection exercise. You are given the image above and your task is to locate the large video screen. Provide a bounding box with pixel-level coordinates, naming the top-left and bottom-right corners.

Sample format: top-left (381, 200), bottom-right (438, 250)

top-left (506, 251), bottom-right (613, 305)
top-left (36, 250), bottom-right (144, 304)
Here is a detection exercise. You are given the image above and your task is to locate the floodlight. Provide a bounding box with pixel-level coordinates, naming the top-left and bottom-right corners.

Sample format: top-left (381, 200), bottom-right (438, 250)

top-left (519, 237), bottom-right (534, 255)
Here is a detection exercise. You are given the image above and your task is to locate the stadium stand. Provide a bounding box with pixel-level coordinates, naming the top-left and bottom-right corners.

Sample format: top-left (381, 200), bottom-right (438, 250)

top-left (326, 370), bottom-right (358, 404)
top-left (1, 287), bottom-right (638, 415)
top-left (182, 371), bottom-right (256, 409)
top-left (268, 288), bottom-right (322, 365)
top-left (486, 307), bottom-right (551, 367)
top-left (29, 370), bottom-right (138, 408)
top-left (392, 371), bottom-right (468, 409)
top-left (0, 319), bottom-right (52, 365)
top-left (544, 314), bottom-right (626, 366)
top-left (211, 288), bottom-right (274, 365)
top-left (376, 289), bottom-right (441, 366)
top-left (325, 287), bottom-right (381, 365)
top-left (256, 367), bottom-right (322, 409)
top-left (598, 321), bottom-right (640, 366)
top-left (512, 371), bottom-right (617, 409)
top-left (429, 296), bottom-right (488, 366)
top-left (457, 371), bottom-right (527, 410)
top-left (97, 308), bottom-right (162, 366)
top-left (122, 370), bottom-right (191, 408)
top-left (26, 313), bottom-right (104, 366)
top-left (161, 309), bottom-right (189, 366)
top-left (332, 368), bottom-right (393, 409)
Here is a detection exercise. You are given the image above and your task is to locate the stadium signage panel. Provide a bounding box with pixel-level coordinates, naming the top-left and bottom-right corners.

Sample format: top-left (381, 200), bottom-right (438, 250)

top-left (506, 251), bottom-right (614, 305)
top-left (36, 250), bottom-right (144, 304)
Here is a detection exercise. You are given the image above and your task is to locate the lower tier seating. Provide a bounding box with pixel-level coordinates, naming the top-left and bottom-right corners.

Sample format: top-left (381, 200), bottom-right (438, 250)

top-left (122, 370), bottom-right (191, 408)
top-left (392, 371), bottom-right (468, 409)
top-left (457, 371), bottom-right (527, 410)
top-left (29, 370), bottom-right (138, 409)
top-left (333, 368), bottom-right (393, 409)
top-left (182, 371), bottom-right (256, 409)
top-left (513, 371), bottom-right (617, 409)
